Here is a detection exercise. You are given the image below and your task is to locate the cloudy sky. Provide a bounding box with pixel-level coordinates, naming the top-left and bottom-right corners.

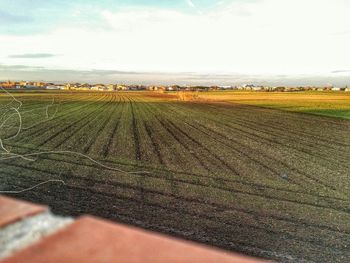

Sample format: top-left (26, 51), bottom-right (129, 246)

top-left (0, 0), bottom-right (350, 85)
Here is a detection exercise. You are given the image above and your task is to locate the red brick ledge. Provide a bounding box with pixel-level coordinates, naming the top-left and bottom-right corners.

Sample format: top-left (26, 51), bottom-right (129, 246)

top-left (0, 196), bottom-right (270, 263)
top-left (0, 196), bottom-right (47, 228)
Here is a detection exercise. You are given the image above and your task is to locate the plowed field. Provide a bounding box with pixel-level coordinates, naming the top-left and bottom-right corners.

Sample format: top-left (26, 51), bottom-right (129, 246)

top-left (1, 91), bottom-right (349, 262)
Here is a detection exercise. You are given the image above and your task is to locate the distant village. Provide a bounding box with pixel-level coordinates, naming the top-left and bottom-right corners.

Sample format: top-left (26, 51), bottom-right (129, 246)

top-left (1, 80), bottom-right (349, 92)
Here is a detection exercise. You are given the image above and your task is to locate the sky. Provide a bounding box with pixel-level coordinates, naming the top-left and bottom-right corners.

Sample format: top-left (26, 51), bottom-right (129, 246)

top-left (0, 0), bottom-right (350, 85)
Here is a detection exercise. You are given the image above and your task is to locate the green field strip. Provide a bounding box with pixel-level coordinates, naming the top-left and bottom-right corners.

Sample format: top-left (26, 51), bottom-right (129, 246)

top-left (83, 94), bottom-right (124, 154)
top-left (5, 141), bottom-right (349, 206)
top-left (148, 101), bottom-right (323, 193)
top-left (86, 95), bottom-right (125, 156)
top-left (26, 95), bottom-right (111, 146)
top-left (15, 94), bottom-right (108, 141)
top-left (163, 102), bottom-right (350, 197)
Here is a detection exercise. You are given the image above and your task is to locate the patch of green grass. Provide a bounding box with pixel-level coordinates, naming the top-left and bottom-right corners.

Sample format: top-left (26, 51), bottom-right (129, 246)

top-left (302, 109), bottom-right (350, 119)
top-left (199, 91), bottom-right (350, 120)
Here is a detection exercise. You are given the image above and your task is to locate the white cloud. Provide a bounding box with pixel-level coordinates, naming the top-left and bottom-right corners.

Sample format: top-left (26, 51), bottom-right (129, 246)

top-left (0, 0), bottom-right (349, 78)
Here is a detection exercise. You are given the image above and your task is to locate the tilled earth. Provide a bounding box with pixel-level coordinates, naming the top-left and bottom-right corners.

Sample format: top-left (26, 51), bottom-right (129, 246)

top-left (1, 92), bottom-right (350, 262)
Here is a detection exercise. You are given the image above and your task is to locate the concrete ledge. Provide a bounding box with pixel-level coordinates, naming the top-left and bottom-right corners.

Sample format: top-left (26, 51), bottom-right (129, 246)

top-left (0, 211), bottom-right (72, 259)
